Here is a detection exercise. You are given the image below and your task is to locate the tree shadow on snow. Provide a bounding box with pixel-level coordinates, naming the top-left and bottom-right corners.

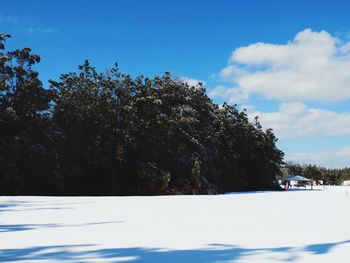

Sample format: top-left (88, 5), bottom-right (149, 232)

top-left (0, 224), bottom-right (59, 233)
top-left (305, 240), bottom-right (350, 255)
top-left (0, 202), bottom-right (21, 214)
top-left (0, 221), bottom-right (124, 233)
top-left (0, 199), bottom-right (89, 214)
top-left (0, 240), bottom-right (349, 263)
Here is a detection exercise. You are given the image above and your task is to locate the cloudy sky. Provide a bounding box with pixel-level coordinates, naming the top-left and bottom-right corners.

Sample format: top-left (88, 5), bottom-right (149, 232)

top-left (1, 0), bottom-right (350, 168)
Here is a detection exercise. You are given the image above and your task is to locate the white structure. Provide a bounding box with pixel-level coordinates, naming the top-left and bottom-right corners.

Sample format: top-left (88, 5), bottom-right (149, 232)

top-left (284, 175), bottom-right (313, 189)
top-left (343, 180), bottom-right (350, 186)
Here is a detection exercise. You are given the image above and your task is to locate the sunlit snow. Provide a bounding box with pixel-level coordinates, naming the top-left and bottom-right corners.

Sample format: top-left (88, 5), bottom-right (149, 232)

top-left (1, 186), bottom-right (349, 262)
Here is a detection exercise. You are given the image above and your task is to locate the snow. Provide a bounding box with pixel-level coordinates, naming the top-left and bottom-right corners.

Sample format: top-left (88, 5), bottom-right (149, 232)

top-left (1, 187), bottom-right (350, 262)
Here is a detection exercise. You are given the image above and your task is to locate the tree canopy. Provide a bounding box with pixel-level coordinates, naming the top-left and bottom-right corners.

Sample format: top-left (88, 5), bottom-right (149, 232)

top-left (0, 33), bottom-right (285, 195)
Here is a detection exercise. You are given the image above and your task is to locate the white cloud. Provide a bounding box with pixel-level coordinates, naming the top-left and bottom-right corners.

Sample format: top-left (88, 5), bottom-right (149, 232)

top-left (208, 85), bottom-right (248, 104)
top-left (247, 102), bottom-right (350, 140)
top-left (178, 76), bottom-right (205, 87)
top-left (287, 146), bottom-right (350, 168)
top-left (211, 29), bottom-right (350, 103)
top-left (206, 28), bottom-right (350, 168)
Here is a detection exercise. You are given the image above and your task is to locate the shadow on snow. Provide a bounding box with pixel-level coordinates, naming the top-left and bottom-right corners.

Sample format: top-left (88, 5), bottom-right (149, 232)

top-left (0, 240), bottom-right (349, 262)
top-left (0, 221), bottom-right (123, 233)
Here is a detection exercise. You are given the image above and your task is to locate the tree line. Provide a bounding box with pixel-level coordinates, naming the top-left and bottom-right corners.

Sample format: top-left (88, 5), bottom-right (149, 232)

top-left (284, 162), bottom-right (350, 185)
top-left (0, 33), bottom-right (285, 195)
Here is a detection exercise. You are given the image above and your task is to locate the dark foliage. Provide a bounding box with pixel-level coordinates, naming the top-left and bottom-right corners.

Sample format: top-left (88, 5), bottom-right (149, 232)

top-left (0, 34), bottom-right (284, 195)
top-left (284, 161), bottom-right (349, 185)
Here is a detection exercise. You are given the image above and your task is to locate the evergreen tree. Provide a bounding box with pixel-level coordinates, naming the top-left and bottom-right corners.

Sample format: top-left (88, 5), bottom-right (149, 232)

top-left (1, 33), bottom-right (285, 195)
top-left (0, 33), bottom-right (57, 194)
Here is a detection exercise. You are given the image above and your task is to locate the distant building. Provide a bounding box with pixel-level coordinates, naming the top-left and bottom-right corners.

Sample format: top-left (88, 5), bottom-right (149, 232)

top-left (343, 180), bottom-right (350, 186)
top-left (283, 175), bottom-right (314, 190)
top-left (315, 180), bottom-right (323, 185)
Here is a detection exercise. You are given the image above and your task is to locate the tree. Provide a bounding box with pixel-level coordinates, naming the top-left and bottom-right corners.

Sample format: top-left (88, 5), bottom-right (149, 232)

top-left (0, 33), bottom-right (57, 194)
top-left (1, 33), bottom-right (286, 195)
top-left (285, 161), bottom-right (303, 176)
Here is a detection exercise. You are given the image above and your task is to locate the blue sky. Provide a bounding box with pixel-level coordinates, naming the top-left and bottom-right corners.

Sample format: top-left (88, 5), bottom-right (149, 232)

top-left (1, 0), bottom-right (350, 168)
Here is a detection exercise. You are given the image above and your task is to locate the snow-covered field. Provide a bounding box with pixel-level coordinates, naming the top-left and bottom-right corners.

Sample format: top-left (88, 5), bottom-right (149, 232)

top-left (1, 187), bottom-right (349, 262)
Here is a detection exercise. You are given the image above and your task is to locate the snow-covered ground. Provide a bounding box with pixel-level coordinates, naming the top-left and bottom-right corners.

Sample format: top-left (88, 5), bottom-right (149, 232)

top-left (1, 187), bottom-right (350, 262)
